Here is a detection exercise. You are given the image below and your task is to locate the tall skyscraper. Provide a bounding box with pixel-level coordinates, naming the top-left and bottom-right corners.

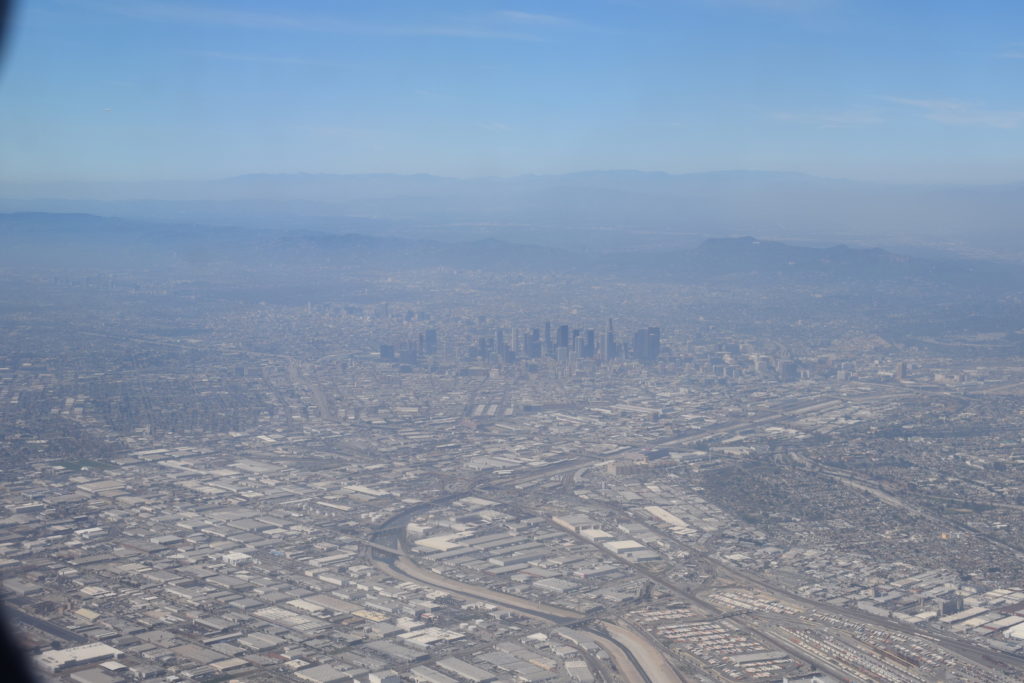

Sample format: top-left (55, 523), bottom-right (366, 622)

top-left (527, 328), bottom-right (541, 359)
top-left (633, 329), bottom-right (648, 362)
top-left (604, 318), bottom-right (617, 361)
top-left (583, 329), bottom-right (596, 359)
top-left (632, 326), bottom-right (661, 363)
top-left (646, 327), bottom-right (660, 362)
top-left (423, 328), bottom-right (438, 355)
top-left (556, 324), bottom-right (570, 349)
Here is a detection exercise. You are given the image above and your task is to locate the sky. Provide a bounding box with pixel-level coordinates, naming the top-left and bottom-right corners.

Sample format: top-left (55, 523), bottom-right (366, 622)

top-left (2, 0), bottom-right (1024, 183)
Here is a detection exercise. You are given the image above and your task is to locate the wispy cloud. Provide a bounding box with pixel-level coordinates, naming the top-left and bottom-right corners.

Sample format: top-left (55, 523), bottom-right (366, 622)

top-left (1000, 44), bottom-right (1024, 59)
top-left (886, 97), bottom-right (1024, 129)
top-left (774, 109), bottom-right (882, 128)
top-left (79, 0), bottom-right (543, 41)
top-left (478, 122), bottom-right (512, 132)
top-left (81, 0), bottom-right (304, 30)
top-left (496, 10), bottom-right (575, 26)
top-left (191, 51), bottom-right (344, 68)
top-left (709, 0), bottom-right (834, 11)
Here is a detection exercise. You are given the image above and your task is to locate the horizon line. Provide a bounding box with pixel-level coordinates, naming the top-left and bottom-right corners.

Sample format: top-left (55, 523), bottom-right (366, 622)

top-left (2, 169), bottom-right (1022, 187)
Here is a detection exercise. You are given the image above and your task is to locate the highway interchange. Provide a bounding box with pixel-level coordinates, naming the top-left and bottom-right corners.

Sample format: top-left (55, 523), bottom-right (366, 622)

top-left (363, 382), bottom-right (1024, 682)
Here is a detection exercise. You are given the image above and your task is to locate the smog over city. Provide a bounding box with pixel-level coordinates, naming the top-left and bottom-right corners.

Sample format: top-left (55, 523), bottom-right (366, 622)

top-left (6, 2), bottom-right (1024, 682)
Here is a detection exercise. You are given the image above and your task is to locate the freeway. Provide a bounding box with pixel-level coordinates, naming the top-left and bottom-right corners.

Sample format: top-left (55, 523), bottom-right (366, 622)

top-left (373, 553), bottom-right (671, 683)
top-left (538, 503), bottom-right (854, 683)
top-left (707, 554), bottom-right (1024, 675)
top-left (368, 488), bottom-right (683, 683)
top-left (386, 553), bottom-right (580, 622)
top-left (565, 456), bottom-right (1024, 679)
top-left (364, 384), bottom-right (1013, 682)
top-left (548, 388), bottom-right (1024, 679)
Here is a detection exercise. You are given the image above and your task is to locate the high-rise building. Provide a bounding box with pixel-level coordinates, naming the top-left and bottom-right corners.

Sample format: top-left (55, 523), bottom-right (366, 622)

top-left (583, 329), bottom-right (596, 358)
top-left (527, 328), bottom-right (541, 359)
top-left (398, 346), bottom-right (418, 364)
top-left (476, 337), bottom-right (490, 359)
top-left (604, 318), bottom-right (617, 361)
top-left (633, 329), bottom-right (648, 362)
top-left (632, 326), bottom-right (661, 363)
top-left (556, 324), bottom-right (570, 349)
top-left (496, 329), bottom-right (506, 358)
top-left (646, 326), bottom-right (660, 362)
top-left (423, 328), bottom-right (438, 355)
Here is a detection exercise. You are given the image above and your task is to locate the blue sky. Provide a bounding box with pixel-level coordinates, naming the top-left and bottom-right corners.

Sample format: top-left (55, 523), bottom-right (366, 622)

top-left (2, 0), bottom-right (1024, 182)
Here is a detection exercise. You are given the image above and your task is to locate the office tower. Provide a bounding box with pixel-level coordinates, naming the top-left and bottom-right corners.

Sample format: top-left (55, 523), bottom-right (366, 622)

top-left (398, 343), bottom-right (418, 364)
top-left (496, 329), bottom-right (506, 359)
top-left (604, 318), bottom-right (617, 361)
top-left (527, 328), bottom-right (541, 359)
top-left (379, 344), bottom-right (395, 361)
top-left (646, 327), bottom-right (660, 362)
top-left (633, 329), bottom-right (648, 362)
top-left (544, 321), bottom-right (552, 356)
top-left (632, 326), bottom-right (662, 363)
top-left (556, 324), bottom-right (570, 349)
top-left (584, 329), bottom-right (596, 359)
top-left (423, 328), bottom-right (438, 355)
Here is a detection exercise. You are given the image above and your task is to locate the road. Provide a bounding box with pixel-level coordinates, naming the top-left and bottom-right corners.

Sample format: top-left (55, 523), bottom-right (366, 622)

top-left (365, 388), bottom-right (898, 682)
top-left (552, 386), bottom-right (1024, 680)
top-left (369, 383), bottom-right (1024, 681)
top-left (368, 486), bottom-right (683, 683)
top-left (370, 549), bottom-right (670, 683)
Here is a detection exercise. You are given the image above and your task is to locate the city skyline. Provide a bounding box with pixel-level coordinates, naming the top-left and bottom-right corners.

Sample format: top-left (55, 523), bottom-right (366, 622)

top-left (7, 2), bottom-right (1024, 681)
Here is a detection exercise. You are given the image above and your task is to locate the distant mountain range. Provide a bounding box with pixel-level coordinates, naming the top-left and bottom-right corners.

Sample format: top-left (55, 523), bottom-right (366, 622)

top-left (3, 211), bottom-right (1021, 292)
top-left (4, 171), bottom-right (1024, 256)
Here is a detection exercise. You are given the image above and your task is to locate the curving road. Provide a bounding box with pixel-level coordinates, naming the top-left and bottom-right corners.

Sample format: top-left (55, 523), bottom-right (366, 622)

top-left (368, 494), bottom-right (683, 683)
